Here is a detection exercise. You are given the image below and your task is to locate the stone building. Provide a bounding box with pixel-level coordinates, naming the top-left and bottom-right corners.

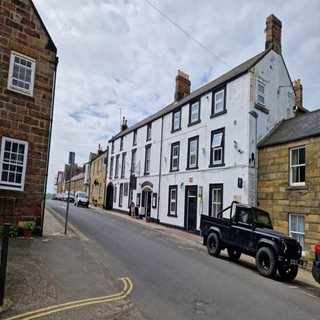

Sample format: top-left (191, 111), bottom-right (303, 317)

top-left (64, 172), bottom-right (85, 195)
top-left (0, 0), bottom-right (58, 230)
top-left (89, 148), bottom-right (108, 207)
top-left (258, 109), bottom-right (320, 265)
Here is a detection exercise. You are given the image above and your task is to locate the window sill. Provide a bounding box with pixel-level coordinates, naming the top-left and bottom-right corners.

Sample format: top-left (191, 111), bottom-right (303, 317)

top-left (254, 103), bottom-right (269, 114)
top-left (285, 185), bottom-right (308, 191)
top-left (171, 128), bottom-right (181, 134)
top-left (144, 172), bottom-right (150, 176)
top-left (186, 166), bottom-right (199, 171)
top-left (167, 213), bottom-right (177, 217)
top-left (6, 87), bottom-right (34, 99)
top-left (210, 110), bottom-right (227, 119)
top-left (146, 138), bottom-right (152, 142)
top-left (187, 120), bottom-right (201, 127)
top-left (209, 163), bottom-right (225, 168)
top-left (169, 169), bottom-right (179, 173)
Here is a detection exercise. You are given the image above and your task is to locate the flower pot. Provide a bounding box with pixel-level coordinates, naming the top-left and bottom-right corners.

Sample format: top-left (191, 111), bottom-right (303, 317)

top-left (23, 230), bottom-right (33, 238)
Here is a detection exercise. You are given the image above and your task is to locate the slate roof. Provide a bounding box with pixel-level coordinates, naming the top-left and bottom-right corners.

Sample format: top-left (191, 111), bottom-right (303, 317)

top-left (109, 48), bottom-right (272, 142)
top-left (258, 109), bottom-right (320, 148)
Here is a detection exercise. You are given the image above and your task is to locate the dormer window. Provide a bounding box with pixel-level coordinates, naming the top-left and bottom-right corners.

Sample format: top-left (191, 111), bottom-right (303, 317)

top-left (257, 81), bottom-right (265, 106)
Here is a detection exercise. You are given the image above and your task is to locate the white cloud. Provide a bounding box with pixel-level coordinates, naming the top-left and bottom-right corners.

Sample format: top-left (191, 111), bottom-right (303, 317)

top-left (32, 0), bottom-right (320, 192)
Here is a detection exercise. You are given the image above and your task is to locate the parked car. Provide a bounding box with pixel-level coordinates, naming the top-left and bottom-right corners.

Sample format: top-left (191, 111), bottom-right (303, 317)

top-left (312, 241), bottom-right (320, 283)
top-left (74, 191), bottom-right (89, 208)
top-left (200, 201), bottom-right (303, 281)
top-left (63, 192), bottom-right (74, 202)
top-left (54, 193), bottom-right (63, 201)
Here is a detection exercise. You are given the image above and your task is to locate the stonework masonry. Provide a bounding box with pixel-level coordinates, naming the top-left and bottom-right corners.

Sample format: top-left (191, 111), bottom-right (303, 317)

top-left (258, 136), bottom-right (320, 267)
top-left (0, 0), bottom-right (57, 225)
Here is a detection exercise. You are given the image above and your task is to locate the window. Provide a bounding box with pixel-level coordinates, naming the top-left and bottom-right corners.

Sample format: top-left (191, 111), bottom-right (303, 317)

top-left (133, 130), bottom-right (137, 146)
top-left (7, 51), bottom-right (36, 97)
top-left (115, 155), bottom-right (120, 178)
top-left (120, 137), bottom-right (123, 151)
top-left (111, 141), bottom-right (114, 154)
top-left (210, 128), bottom-right (225, 167)
top-left (109, 157), bottom-right (114, 179)
top-left (119, 183), bottom-right (123, 207)
top-left (124, 183), bottom-right (128, 196)
top-left (189, 100), bottom-right (200, 125)
top-left (168, 186), bottom-right (178, 216)
top-left (289, 214), bottom-right (305, 253)
top-left (187, 136), bottom-right (199, 169)
top-left (170, 142), bottom-right (180, 172)
top-left (131, 149), bottom-right (136, 174)
top-left (0, 137), bottom-right (28, 191)
top-left (257, 81), bottom-right (265, 106)
top-left (212, 88), bottom-right (226, 116)
top-left (144, 145), bottom-right (151, 175)
top-left (209, 184), bottom-right (223, 217)
top-left (121, 153), bottom-right (126, 178)
top-left (172, 109), bottom-right (181, 132)
top-left (114, 186), bottom-right (117, 202)
top-left (290, 147), bottom-right (305, 186)
top-left (146, 123), bottom-right (152, 141)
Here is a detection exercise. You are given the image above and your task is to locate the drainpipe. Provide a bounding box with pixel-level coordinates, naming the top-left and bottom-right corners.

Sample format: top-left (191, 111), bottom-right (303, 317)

top-left (249, 110), bottom-right (258, 206)
top-left (156, 116), bottom-right (164, 223)
top-left (40, 56), bottom-right (59, 236)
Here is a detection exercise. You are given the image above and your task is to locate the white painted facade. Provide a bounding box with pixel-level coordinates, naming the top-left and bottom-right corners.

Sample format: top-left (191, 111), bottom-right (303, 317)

top-left (106, 49), bottom-right (295, 231)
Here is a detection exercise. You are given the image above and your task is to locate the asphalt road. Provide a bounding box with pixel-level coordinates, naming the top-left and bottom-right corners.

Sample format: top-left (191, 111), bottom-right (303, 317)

top-left (46, 200), bottom-right (320, 320)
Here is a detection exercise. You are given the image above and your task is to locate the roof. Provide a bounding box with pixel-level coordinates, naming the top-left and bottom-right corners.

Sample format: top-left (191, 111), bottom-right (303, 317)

top-left (109, 49), bottom-right (271, 142)
top-left (258, 109), bottom-right (320, 148)
top-left (30, 0), bottom-right (57, 53)
top-left (71, 172), bottom-right (84, 181)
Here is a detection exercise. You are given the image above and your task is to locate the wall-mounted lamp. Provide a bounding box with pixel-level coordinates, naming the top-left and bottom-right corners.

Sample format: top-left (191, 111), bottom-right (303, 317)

top-left (180, 182), bottom-right (184, 189)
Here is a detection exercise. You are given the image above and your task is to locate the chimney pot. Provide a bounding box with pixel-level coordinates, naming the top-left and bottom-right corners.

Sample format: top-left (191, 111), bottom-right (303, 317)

top-left (265, 14), bottom-right (282, 55)
top-left (174, 70), bottom-right (191, 101)
top-left (292, 78), bottom-right (303, 110)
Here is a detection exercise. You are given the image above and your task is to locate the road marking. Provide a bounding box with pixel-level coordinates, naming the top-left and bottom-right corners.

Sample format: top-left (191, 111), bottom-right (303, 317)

top-left (6, 277), bottom-right (133, 320)
top-left (301, 290), bottom-right (320, 301)
top-left (47, 207), bottom-right (89, 241)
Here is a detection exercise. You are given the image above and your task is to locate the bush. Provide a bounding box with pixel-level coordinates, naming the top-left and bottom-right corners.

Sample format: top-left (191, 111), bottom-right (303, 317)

top-left (0, 225), bottom-right (19, 238)
top-left (23, 221), bottom-right (36, 231)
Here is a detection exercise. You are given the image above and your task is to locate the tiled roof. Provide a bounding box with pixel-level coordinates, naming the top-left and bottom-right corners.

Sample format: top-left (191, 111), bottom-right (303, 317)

top-left (109, 49), bottom-right (271, 142)
top-left (258, 109), bottom-right (320, 147)
top-left (71, 172), bottom-right (84, 181)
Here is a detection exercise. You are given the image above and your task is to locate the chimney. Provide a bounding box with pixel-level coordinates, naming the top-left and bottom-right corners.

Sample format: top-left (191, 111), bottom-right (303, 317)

top-left (121, 116), bottom-right (128, 132)
top-left (292, 79), bottom-right (304, 110)
top-left (265, 14), bottom-right (282, 55)
top-left (174, 70), bottom-right (191, 101)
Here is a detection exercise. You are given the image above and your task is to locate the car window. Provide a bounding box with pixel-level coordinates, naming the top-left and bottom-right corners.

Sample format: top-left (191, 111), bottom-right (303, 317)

top-left (236, 208), bottom-right (252, 225)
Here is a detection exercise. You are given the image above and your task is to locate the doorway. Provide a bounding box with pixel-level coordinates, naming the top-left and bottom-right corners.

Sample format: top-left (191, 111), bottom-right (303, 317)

top-left (142, 188), bottom-right (152, 220)
top-left (105, 183), bottom-right (114, 210)
top-left (185, 186), bottom-right (198, 231)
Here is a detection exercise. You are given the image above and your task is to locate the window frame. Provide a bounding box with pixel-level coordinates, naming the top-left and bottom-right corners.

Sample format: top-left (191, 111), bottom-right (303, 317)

top-left (170, 142), bottom-right (180, 172)
top-left (120, 137), bottom-right (124, 151)
top-left (144, 144), bottom-right (151, 175)
top-left (186, 136), bottom-right (199, 170)
top-left (109, 156), bottom-right (114, 179)
top-left (115, 155), bottom-right (120, 178)
top-left (0, 136), bottom-right (28, 191)
top-left (131, 149), bottom-right (137, 174)
top-left (289, 213), bottom-right (305, 255)
top-left (7, 51), bottom-right (36, 97)
top-left (211, 87), bottom-right (226, 117)
top-left (210, 128), bottom-right (225, 167)
top-left (168, 185), bottom-right (178, 217)
top-left (172, 109), bottom-right (181, 132)
top-left (119, 183), bottom-right (123, 207)
top-left (111, 141), bottom-right (114, 154)
top-left (146, 123), bottom-right (152, 141)
top-left (209, 184), bottom-right (223, 217)
top-left (121, 152), bottom-right (126, 178)
top-left (188, 100), bottom-right (201, 126)
top-left (289, 147), bottom-right (306, 186)
top-left (133, 130), bottom-right (137, 146)
top-left (257, 80), bottom-right (266, 107)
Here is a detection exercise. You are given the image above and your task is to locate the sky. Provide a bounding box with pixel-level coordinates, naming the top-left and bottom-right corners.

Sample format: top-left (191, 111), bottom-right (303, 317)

top-left (32, 0), bottom-right (320, 193)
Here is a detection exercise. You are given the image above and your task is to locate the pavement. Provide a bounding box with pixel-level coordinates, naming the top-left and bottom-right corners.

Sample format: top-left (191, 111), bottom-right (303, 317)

top-left (90, 205), bottom-right (317, 288)
top-left (1, 209), bottom-right (145, 320)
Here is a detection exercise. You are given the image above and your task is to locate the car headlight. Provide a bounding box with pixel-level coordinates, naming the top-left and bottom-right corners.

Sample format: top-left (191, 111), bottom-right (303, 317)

top-left (281, 240), bottom-right (288, 253)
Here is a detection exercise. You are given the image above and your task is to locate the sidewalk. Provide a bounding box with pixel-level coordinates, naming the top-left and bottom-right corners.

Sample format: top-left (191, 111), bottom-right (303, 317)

top-left (2, 209), bottom-right (145, 320)
top-left (91, 206), bottom-right (319, 289)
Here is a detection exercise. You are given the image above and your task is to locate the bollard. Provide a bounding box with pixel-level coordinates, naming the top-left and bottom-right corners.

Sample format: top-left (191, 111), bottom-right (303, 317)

top-left (0, 223), bottom-right (10, 307)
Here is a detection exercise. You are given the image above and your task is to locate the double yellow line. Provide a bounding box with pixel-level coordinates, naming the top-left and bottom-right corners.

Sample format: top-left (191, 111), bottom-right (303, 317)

top-left (6, 277), bottom-right (133, 320)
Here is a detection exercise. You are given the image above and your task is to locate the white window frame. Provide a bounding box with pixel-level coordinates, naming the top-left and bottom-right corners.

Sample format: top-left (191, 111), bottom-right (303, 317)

top-left (0, 137), bottom-right (28, 191)
top-left (109, 157), bottom-right (114, 179)
top-left (290, 147), bottom-right (305, 186)
top-left (146, 123), bottom-right (152, 141)
top-left (211, 187), bottom-right (222, 217)
top-left (189, 139), bottom-right (198, 169)
top-left (169, 186), bottom-right (177, 216)
top-left (145, 146), bottom-right (151, 174)
top-left (211, 132), bottom-right (223, 165)
top-left (121, 153), bottom-right (126, 178)
top-left (190, 101), bottom-right (200, 123)
top-left (171, 143), bottom-right (179, 171)
top-left (214, 89), bottom-right (224, 113)
top-left (119, 183), bottom-right (123, 207)
top-left (131, 150), bottom-right (136, 174)
top-left (257, 80), bottom-right (265, 106)
top-left (173, 110), bottom-right (181, 131)
top-left (289, 214), bottom-right (305, 255)
top-left (7, 51), bottom-right (36, 97)
top-left (115, 155), bottom-right (120, 178)
top-left (133, 130), bottom-right (137, 146)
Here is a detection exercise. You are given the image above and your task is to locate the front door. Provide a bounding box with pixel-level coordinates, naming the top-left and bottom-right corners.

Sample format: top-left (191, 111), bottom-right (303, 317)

top-left (146, 191), bottom-right (152, 219)
top-left (185, 186), bottom-right (198, 231)
top-left (105, 183), bottom-right (113, 210)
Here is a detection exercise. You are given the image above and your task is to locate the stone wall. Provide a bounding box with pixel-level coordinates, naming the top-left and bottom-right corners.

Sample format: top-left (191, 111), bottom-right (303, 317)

top-left (258, 136), bottom-right (320, 265)
top-left (0, 0), bottom-right (57, 224)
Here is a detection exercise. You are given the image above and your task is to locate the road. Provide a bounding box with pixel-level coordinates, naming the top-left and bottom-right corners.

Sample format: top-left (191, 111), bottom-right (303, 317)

top-left (46, 200), bottom-right (320, 320)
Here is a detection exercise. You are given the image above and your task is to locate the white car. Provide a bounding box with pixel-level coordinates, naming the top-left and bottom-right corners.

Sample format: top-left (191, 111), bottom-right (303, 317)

top-left (74, 191), bottom-right (89, 208)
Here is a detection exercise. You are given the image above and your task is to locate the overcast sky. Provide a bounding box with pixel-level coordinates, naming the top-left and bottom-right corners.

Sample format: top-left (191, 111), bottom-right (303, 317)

top-left (32, 0), bottom-right (320, 193)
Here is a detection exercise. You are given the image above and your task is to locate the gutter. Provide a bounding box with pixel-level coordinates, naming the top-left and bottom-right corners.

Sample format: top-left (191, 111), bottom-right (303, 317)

top-left (40, 56), bottom-right (59, 235)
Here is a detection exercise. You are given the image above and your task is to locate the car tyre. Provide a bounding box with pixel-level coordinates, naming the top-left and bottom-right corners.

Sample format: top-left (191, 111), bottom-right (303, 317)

top-left (207, 232), bottom-right (221, 257)
top-left (227, 247), bottom-right (241, 262)
top-left (278, 265), bottom-right (298, 281)
top-left (256, 247), bottom-right (276, 278)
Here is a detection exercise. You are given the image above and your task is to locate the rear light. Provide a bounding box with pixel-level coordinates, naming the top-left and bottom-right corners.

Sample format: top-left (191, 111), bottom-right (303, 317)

top-left (315, 242), bottom-right (320, 254)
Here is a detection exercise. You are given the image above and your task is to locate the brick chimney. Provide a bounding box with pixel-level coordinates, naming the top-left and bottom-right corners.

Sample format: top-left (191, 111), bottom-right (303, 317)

top-left (292, 79), bottom-right (303, 109)
top-left (174, 70), bottom-right (190, 101)
top-left (265, 14), bottom-right (282, 55)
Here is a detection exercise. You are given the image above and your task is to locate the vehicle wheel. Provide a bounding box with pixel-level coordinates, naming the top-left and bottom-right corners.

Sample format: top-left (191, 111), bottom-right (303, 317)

top-left (256, 247), bottom-right (276, 278)
top-left (77, 202), bottom-right (79, 207)
top-left (227, 247), bottom-right (241, 262)
top-left (207, 232), bottom-right (221, 257)
top-left (278, 265), bottom-right (298, 281)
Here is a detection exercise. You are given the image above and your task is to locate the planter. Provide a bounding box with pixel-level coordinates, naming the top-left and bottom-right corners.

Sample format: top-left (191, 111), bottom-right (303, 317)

top-left (23, 230), bottom-right (33, 238)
